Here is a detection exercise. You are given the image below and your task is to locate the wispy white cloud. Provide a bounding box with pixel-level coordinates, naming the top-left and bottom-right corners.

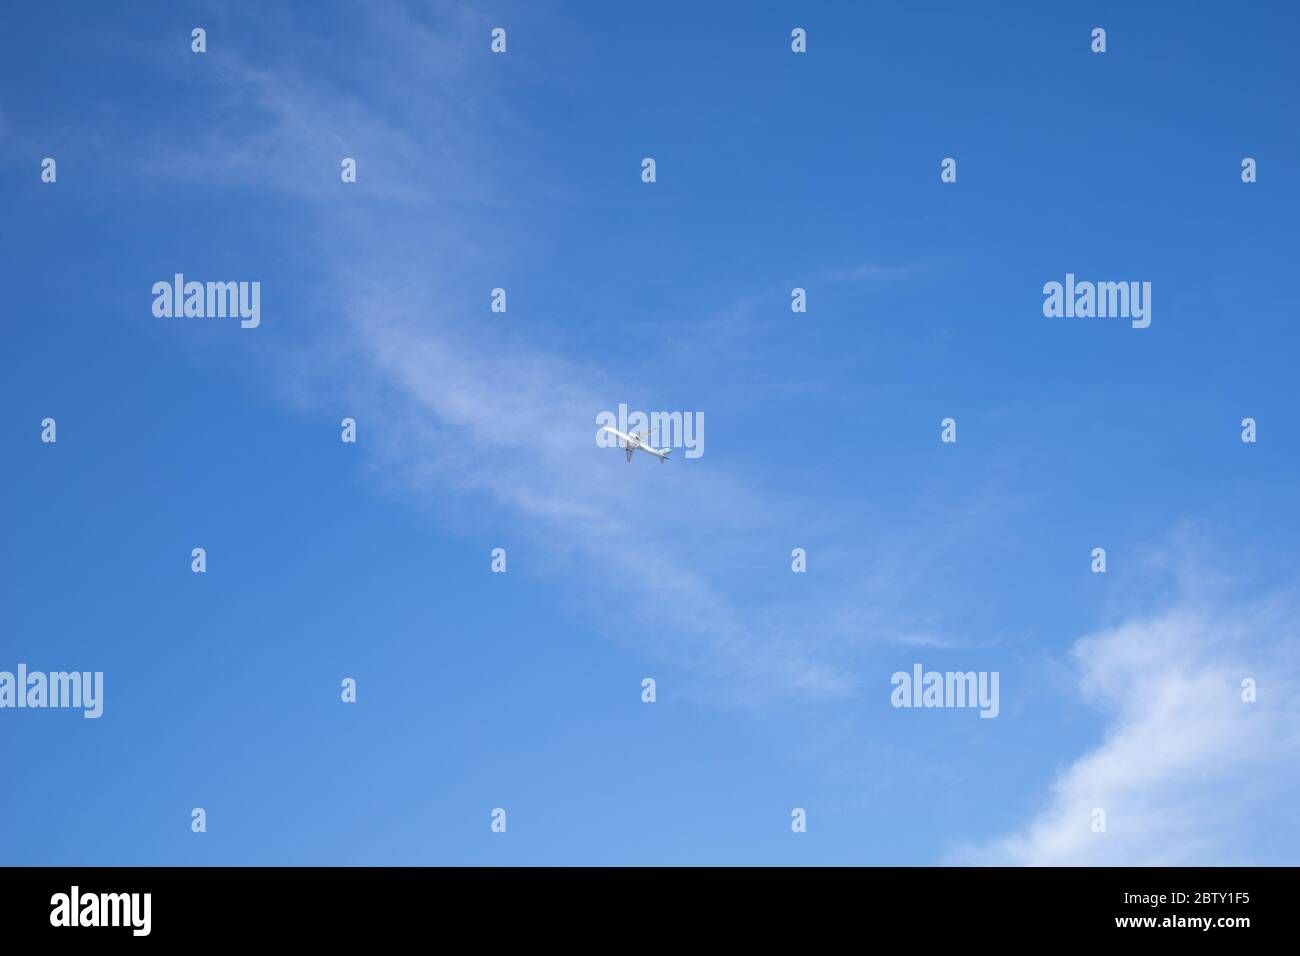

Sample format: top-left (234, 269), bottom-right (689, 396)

top-left (128, 5), bottom-right (893, 700)
top-left (953, 582), bottom-right (1300, 864)
top-left (337, 281), bottom-right (864, 699)
top-left (86, 6), bottom-right (1049, 709)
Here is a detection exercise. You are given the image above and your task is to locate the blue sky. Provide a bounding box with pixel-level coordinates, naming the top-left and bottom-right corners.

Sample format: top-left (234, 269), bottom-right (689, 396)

top-left (3, 1), bottom-right (1299, 865)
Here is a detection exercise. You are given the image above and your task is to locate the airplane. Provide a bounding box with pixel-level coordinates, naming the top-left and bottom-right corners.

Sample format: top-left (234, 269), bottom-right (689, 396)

top-left (602, 426), bottom-right (672, 464)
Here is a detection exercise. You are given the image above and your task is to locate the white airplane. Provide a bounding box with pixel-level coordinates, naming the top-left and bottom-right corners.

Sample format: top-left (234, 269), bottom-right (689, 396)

top-left (602, 426), bottom-right (672, 464)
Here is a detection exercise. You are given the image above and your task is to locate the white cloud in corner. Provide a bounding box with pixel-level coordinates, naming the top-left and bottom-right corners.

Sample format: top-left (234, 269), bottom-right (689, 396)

top-left (953, 591), bottom-right (1300, 865)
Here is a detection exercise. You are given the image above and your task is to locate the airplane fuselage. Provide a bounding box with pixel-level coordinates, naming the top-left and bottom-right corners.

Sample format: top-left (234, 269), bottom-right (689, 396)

top-left (601, 426), bottom-right (671, 462)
